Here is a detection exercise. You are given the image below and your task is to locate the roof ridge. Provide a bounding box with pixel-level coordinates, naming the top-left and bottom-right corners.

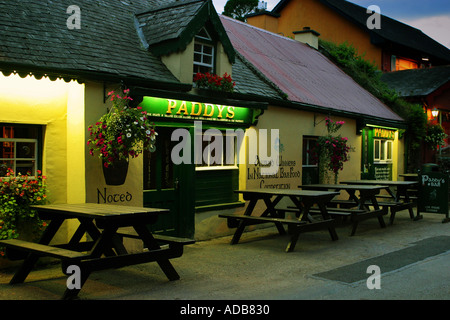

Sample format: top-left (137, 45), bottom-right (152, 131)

top-left (219, 14), bottom-right (298, 44)
top-left (136, 0), bottom-right (204, 16)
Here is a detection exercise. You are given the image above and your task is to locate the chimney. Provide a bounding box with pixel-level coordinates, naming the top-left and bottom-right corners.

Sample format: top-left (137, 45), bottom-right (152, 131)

top-left (293, 27), bottom-right (320, 49)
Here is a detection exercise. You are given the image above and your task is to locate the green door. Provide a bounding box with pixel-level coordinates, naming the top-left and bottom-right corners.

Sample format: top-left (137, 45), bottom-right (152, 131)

top-left (361, 127), bottom-right (394, 180)
top-left (143, 127), bottom-right (195, 238)
top-left (361, 128), bottom-right (373, 179)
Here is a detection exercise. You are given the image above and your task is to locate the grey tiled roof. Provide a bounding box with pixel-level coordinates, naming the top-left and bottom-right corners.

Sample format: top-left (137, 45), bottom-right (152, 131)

top-left (137, 0), bottom-right (204, 47)
top-left (381, 65), bottom-right (450, 98)
top-left (0, 0), bottom-right (181, 85)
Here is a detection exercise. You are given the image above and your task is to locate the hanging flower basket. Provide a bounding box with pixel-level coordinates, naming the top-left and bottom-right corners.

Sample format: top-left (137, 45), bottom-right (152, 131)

top-left (87, 89), bottom-right (157, 186)
top-left (102, 157), bottom-right (129, 186)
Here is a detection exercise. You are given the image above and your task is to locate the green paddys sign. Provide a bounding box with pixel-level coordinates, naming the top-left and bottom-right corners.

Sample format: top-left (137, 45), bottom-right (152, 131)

top-left (139, 96), bottom-right (255, 125)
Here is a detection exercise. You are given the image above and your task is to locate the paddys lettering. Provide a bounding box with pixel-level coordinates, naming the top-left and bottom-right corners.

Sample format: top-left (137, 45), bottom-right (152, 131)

top-left (166, 100), bottom-right (235, 119)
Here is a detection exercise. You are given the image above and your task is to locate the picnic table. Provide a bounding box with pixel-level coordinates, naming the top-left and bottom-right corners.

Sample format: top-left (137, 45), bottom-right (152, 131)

top-left (340, 180), bottom-right (420, 223)
top-left (0, 203), bottom-right (194, 299)
top-left (219, 188), bottom-right (340, 252)
top-left (298, 184), bottom-right (388, 236)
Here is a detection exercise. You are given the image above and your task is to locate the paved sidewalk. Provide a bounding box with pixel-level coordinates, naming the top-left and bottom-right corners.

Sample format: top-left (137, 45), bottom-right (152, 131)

top-left (0, 209), bottom-right (449, 301)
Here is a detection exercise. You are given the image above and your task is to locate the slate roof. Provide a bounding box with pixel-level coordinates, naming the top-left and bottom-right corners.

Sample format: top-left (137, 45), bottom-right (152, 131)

top-left (220, 15), bottom-right (404, 123)
top-left (137, 0), bottom-right (235, 62)
top-left (270, 0), bottom-right (450, 64)
top-left (381, 65), bottom-right (450, 98)
top-left (0, 0), bottom-right (186, 89)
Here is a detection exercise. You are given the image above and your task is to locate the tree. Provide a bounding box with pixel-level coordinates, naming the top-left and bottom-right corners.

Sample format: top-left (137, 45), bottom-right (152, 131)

top-left (223, 0), bottom-right (259, 22)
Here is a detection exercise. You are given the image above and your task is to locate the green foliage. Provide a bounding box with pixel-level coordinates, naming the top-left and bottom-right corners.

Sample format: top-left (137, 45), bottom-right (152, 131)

top-left (0, 169), bottom-right (48, 257)
top-left (319, 40), bottom-right (427, 170)
top-left (425, 123), bottom-right (447, 150)
top-left (309, 118), bottom-right (351, 184)
top-left (223, 0), bottom-right (259, 22)
top-left (87, 89), bottom-right (157, 167)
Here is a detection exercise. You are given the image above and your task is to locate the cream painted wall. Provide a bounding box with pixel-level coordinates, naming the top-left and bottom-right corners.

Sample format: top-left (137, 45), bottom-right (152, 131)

top-left (84, 82), bottom-right (144, 207)
top-left (0, 73), bottom-right (85, 243)
top-left (161, 39), bottom-right (233, 85)
top-left (242, 106), bottom-right (362, 192)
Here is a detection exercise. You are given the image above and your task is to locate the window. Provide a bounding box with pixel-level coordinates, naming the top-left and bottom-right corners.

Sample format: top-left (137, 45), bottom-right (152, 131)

top-left (195, 130), bottom-right (240, 170)
top-left (391, 55), bottom-right (418, 71)
top-left (302, 137), bottom-right (318, 167)
top-left (302, 136), bottom-right (319, 185)
top-left (374, 139), bottom-right (393, 162)
top-left (195, 129), bottom-right (241, 208)
top-left (193, 27), bottom-right (215, 78)
top-left (0, 124), bottom-right (41, 177)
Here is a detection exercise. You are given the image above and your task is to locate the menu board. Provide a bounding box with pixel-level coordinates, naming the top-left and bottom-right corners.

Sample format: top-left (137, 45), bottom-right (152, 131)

top-left (418, 172), bottom-right (448, 214)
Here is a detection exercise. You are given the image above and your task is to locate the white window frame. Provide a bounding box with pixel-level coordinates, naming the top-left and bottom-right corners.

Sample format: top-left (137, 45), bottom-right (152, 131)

top-left (193, 28), bottom-right (215, 78)
top-left (374, 139), bottom-right (393, 163)
top-left (0, 138), bottom-right (38, 177)
top-left (195, 131), bottom-right (239, 171)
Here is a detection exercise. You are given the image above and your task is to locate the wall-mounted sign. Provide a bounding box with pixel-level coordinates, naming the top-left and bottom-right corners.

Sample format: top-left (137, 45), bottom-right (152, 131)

top-left (373, 128), bottom-right (396, 140)
top-left (139, 96), bottom-right (255, 125)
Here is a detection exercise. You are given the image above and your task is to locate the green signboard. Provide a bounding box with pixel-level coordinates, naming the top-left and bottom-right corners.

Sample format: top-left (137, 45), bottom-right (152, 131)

top-left (139, 96), bottom-right (255, 125)
top-left (418, 172), bottom-right (450, 222)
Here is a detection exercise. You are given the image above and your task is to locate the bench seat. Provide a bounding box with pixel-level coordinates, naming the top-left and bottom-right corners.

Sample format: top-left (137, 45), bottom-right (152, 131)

top-left (218, 213), bottom-right (307, 229)
top-left (310, 207), bottom-right (387, 236)
top-left (117, 232), bottom-right (195, 247)
top-left (0, 239), bottom-right (89, 261)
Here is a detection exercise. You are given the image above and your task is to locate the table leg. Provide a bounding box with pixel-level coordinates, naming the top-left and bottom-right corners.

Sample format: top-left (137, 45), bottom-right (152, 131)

top-left (263, 196), bottom-right (286, 235)
top-left (361, 190), bottom-right (386, 229)
top-left (231, 198), bottom-right (258, 245)
top-left (133, 224), bottom-right (180, 281)
top-left (397, 185), bottom-right (418, 220)
top-left (286, 196), bottom-right (338, 252)
top-left (10, 217), bottom-right (64, 284)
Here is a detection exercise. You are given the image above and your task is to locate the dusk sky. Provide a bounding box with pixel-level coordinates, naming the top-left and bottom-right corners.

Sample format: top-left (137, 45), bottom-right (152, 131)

top-left (212, 0), bottom-right (450, 49)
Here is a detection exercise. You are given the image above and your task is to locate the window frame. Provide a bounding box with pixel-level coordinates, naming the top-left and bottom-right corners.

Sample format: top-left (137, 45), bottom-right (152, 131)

top-left (195, 130), bottom-right (239, 171)
top-left (374, 139), bottom-right (393, 163)
top-left (0, 124), bottom-right (41, 177)
top-left (193, 27), bottom-right (216, 79)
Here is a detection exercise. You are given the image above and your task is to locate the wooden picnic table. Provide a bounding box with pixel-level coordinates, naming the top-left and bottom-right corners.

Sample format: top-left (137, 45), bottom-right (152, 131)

top-left (0, 203), bottom-right (194, 299)
top-left (340, 180), bottom-right (420, 223)
top-left (219, 188), bottom-right (340, 252)
top-left (298, 184), bottom-right (388, 235)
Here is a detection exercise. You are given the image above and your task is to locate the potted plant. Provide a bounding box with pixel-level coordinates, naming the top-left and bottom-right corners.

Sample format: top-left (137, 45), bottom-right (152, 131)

top-left (309, 118), bottom-right (351, 184)
top-left (0, 168), bottom-right (48, 261)
top-left (87, 89), bottom-right (157, 185)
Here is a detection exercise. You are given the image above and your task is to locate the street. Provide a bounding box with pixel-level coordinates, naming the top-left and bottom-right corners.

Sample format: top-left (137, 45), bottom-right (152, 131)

top-left (0, 209), bottom-right (448, 305)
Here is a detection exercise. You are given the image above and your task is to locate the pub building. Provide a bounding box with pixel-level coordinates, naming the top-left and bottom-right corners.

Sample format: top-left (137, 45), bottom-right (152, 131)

top-left (0, 0), bottom-right (406, 244)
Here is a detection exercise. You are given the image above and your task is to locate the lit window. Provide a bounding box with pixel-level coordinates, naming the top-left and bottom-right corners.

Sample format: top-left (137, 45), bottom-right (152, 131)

top-left (391, 55), bottom-right (418, 71)
top-left (0, 125), bottom-right (40, 177)
top-left (374, 139), bottom-right (393, 162)
top-left (195, 130), bottom-right (240, 170)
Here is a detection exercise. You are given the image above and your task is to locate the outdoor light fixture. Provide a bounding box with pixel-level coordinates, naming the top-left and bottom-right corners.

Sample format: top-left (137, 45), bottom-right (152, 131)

top-left (431, 107), bottom-right (439, 118)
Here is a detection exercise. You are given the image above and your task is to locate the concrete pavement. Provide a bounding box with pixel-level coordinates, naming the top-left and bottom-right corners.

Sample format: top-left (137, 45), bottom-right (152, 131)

top-left (0, 209), bottom-right (448, 301)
